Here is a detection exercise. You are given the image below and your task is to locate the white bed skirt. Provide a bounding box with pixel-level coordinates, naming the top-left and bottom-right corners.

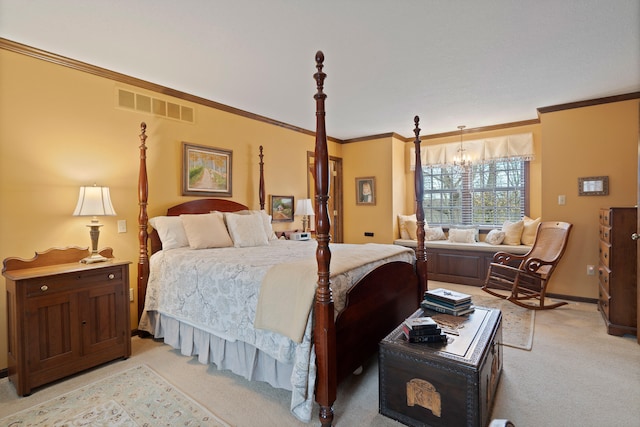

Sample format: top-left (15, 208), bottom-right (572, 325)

top-left (140, 310), bottom-right (316, 422)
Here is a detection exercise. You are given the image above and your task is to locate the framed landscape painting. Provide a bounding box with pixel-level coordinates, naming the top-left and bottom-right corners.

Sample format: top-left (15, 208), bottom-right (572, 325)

top-left (271, 195), bottom-right (294, 222)
top-left (182, 142), bottom-right (232, 196)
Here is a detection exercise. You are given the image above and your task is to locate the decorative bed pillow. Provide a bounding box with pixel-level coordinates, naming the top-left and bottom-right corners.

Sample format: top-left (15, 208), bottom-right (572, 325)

top-left (448, 228), bottom-right (477, 243)
top-left (425, 226), bottom-right (446, 241)
top-left (522, 216), bottom-right (541, 245)
top-left (406, 218), bottom-right (429, 240)
top-left (398, 214), bottom-right (417, 240)
top-left (228, 209), bottom-right (277, 241)
top-left (224, 212), bottom-right (270, 247)
top-left (502, 220), bottom-right (524, 245)
top-left (149, 216), bottom-right (189, 250)
top-left (180, 212), bottom-right (233, 249)
top-left (485, 229), bottom-right (506, 245)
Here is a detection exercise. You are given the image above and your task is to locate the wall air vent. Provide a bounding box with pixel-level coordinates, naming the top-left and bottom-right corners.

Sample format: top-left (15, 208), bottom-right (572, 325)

top-left (117, 88), bottom-right (195, 123)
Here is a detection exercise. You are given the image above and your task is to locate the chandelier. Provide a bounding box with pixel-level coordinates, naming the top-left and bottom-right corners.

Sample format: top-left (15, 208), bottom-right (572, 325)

top-left (453, 125), bottom-right (471, 168)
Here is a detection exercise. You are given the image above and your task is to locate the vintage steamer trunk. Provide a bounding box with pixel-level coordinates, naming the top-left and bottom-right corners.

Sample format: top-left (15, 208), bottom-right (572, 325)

top-left (379, 307), bottom-right (502, 427)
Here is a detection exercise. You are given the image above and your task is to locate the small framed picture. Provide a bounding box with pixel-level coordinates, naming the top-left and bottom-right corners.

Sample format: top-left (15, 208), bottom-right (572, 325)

top-left (271, 195), bottom-right (294, 222)
top-left (182, 142), bottom-right (232, 196)
top-left (578, 176), bottom-right (609, 196)
top-left (356, 176), bottom-right (376, 205)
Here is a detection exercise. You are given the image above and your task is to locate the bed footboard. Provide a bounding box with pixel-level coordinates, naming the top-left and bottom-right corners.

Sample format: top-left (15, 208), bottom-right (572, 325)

top-left (335, 261), bottom-right (419, 383)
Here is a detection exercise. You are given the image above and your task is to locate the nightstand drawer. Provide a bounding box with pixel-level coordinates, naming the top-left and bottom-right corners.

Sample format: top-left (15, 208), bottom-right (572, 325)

top-left (25, 267), bottom-right (124, 297)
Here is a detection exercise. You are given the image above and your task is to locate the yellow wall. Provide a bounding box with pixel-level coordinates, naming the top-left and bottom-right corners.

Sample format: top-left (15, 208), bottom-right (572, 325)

top-left (539, 100), bottom-right (639, 298)
top-left (0, 49), bottom-right (334, 369)
top-left (342, 136), bottom-right (402, 243)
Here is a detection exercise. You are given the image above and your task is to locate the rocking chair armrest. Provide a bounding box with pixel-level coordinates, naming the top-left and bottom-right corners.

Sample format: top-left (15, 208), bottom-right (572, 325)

top-left (522, 257), bottom-right (554, 274)
top-left (492, 251), bottom-right (527, 265)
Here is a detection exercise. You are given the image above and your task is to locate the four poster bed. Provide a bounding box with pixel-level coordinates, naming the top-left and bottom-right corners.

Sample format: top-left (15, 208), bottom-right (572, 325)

top-left (136, 51), bottom-right (428, 426)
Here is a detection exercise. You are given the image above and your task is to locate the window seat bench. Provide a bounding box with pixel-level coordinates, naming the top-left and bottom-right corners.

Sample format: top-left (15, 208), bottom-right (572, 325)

top-left (394, 239), bottom-right (531, 287)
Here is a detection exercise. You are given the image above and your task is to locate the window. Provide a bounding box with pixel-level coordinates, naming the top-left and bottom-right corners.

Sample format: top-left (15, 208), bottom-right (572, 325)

top-left (422, 159), bottom-right (527, 227)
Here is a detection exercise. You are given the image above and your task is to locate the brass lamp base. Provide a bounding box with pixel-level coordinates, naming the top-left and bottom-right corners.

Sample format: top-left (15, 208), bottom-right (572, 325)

top-left (81, 222), bottom-right (107, 263)
top-left (80, 253), bottom-right (109, 264)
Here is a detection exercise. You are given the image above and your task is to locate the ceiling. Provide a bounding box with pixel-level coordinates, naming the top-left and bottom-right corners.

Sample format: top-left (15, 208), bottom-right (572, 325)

top-left (1, 1), bottom-right (639, 140)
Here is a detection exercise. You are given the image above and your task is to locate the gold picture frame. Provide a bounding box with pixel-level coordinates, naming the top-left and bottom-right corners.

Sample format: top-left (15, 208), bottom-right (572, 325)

top-left (355, 176), bottom-right (376, 205)
top-left (182, 142), bottom-right (232, 197)
top-left (271, 195), bottom-right (294, 222)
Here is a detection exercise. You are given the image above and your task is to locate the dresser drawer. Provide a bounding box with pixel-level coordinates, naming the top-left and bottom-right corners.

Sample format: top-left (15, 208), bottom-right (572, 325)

top-left (598, 241), bottom-right (611, 269)
top-left (598, 284), bottom-right (611, 319)
top-left (598, 265), bottom-right (611, 294)
top-left (25, 267), bottom-right (124, 297)
top-left (599, 225), bottom-right (611, 244)
top-left (599, 208), bottom-right (611, 226)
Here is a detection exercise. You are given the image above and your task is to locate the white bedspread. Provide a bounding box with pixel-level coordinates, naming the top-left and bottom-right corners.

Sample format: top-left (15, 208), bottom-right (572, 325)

top-left (138, 239), bottom-right (414, 422)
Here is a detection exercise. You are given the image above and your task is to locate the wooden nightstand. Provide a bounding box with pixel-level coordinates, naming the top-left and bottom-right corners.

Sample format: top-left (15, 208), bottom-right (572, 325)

top-left (2, 247), bottom-right (132, 396)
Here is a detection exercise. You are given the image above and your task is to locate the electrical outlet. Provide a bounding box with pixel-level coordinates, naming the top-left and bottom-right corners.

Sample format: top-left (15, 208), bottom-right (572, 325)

top-left (117, 220), bottom-right (127, 233)
top-left (558, 195), bottom-right (566, 205)
top-left (364, 232), bottom-right (374, 237)
top-left (129, 288), bottom-right (134, 301)
top-left (586, 265), bottom-right (595, 276)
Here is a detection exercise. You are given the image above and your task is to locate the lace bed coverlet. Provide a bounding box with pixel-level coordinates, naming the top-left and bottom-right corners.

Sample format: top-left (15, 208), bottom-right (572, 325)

top-left (138, 240), bottom-right (414, 422)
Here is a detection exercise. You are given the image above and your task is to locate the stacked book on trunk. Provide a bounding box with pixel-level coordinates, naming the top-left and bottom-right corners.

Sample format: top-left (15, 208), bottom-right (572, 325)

top-left (421, 288), bottom-right (474, 316)
top-left (401, 317), bottom-right (448, 343)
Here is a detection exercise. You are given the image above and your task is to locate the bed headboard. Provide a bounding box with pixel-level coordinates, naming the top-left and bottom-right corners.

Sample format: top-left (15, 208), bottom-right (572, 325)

top-left (148, 198), bottom-right (250, 254)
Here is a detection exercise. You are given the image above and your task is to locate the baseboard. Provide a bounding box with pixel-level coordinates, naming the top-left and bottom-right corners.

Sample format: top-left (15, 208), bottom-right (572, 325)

top-left (0, 368), bottom-right (6, 379)
top-left (547, 292), bottom-right (597, 304)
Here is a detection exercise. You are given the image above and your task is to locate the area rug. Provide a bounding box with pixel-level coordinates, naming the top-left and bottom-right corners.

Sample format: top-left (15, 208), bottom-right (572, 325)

top-left (0, 364), bottom-right (230, 426)
top-left (470, 295), bottom-right (536, 350)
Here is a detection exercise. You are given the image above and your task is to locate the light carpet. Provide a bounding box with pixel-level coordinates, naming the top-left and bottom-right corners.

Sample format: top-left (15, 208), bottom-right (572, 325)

top-left (0, 364), bottom-right (230, 427)
top-left (470, 294), bottom-right (535, 350)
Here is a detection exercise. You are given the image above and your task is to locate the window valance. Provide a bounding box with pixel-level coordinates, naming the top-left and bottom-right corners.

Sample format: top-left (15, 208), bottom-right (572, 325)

top-left (410, 132), bottom-right (534, 170)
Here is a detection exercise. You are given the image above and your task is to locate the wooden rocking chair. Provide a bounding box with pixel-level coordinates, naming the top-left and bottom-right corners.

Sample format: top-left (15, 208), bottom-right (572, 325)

top-left (482, 221), bottom-right (573, 310)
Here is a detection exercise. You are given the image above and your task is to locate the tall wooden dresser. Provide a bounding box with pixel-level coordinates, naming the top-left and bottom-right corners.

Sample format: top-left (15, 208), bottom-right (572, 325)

top-left (598, 207), bottom-right (637, 336)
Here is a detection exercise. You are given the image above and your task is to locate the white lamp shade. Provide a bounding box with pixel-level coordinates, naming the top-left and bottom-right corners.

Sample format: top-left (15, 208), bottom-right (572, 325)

top-left (73, 186), bottom-right (117, 216)
top-left (294, 199), bottom-right (315, 216)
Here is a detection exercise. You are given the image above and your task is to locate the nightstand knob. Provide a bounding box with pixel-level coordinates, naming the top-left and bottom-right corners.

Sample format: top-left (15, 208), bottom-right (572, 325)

top-left (108, 273), bottom-right (115, 280)
top-left (40, 285), bottom-right (48, 292)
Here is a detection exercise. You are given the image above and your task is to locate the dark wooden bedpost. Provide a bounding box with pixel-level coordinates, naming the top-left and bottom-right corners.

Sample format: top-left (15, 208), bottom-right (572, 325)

top-left (413, 116), bottom-right (428, 297)
top-left (259, 145), bottom-right (265, 210)
top-left (313, 50), bottom-right (336, 427)
top-left (137, 122), bottom-right (149, 322)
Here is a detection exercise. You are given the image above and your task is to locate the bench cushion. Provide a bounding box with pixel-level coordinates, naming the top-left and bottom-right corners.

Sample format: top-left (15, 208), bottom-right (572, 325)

top-left (394, 239), bottom-right (530, 254)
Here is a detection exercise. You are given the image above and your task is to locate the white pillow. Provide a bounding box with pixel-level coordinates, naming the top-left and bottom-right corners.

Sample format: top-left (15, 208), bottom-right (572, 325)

top-left (230, 209), bottom-right (278, 241)
top-left (406, 218), bottom-right (429, 240)
top-left (425, 226), bottom-right (446, 241)
top-left (502, 220), bottom-right (524, 245)
top-left (448, 228), bottom-right (477, 243)
top-left (149, 216), bottom-right (189, 250)
top-left (485, 229), bottom-right (506, 245)
top-left (180, 213), bottom-right (233, 249)
top-left (224, 212), bottom-right (270, 247)
top-left (522, 216), bottom-right (541, 245)
top-left (398, 214), bottom-right (416, 240)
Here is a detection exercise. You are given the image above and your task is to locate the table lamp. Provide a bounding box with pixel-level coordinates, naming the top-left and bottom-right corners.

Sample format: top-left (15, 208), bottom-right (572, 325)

top-left (294, 198), bottom-right (315, 232)
top-left (73, 184), bottom-right (116, 263)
